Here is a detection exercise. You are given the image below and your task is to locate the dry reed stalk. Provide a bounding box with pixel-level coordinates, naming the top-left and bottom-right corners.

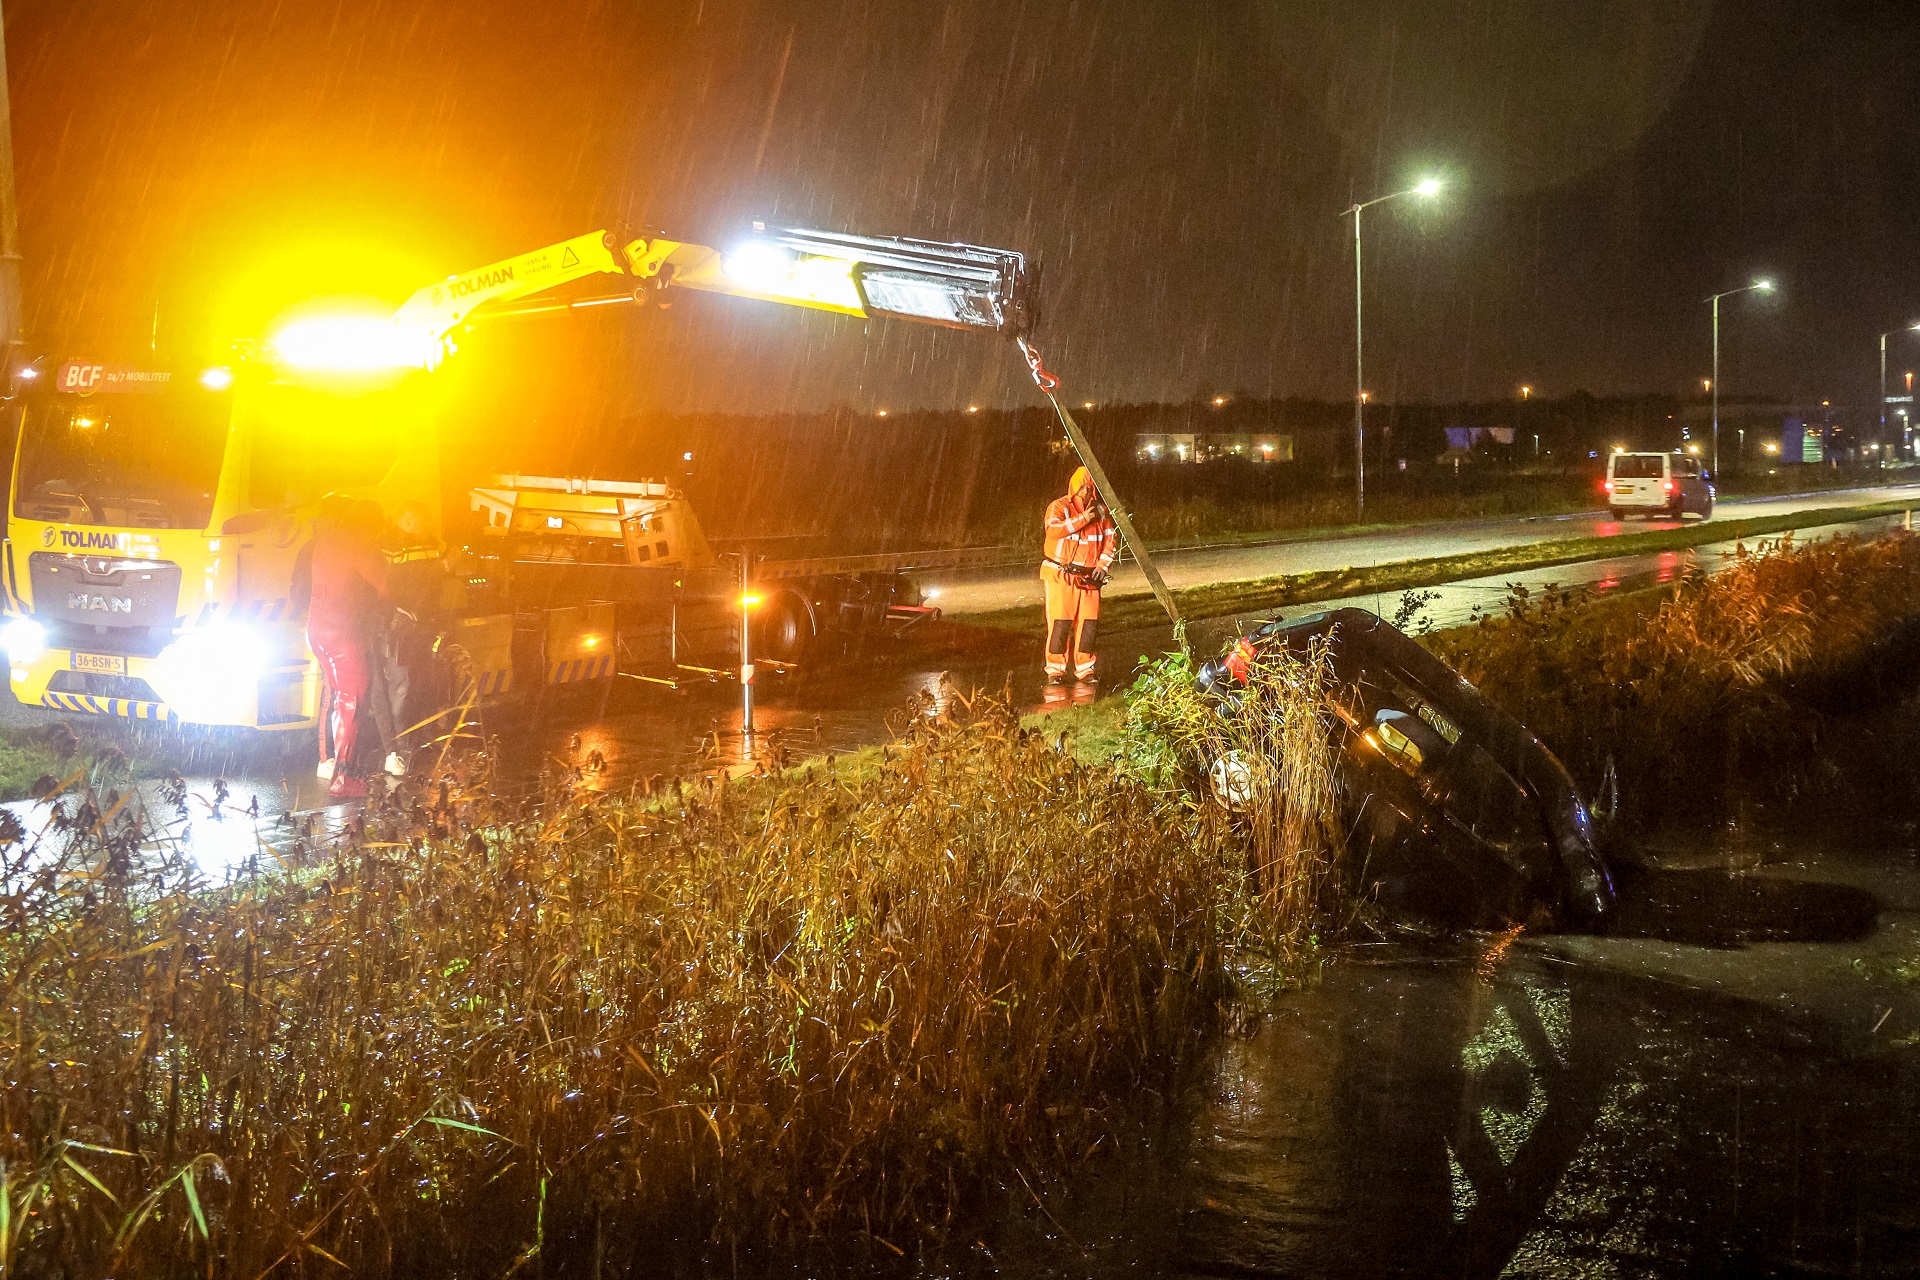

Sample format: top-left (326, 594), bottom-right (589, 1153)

top-left (1, 696), bottom-right (1253, 1277)
top-left (1433, 530), bottom-right (1920, 823)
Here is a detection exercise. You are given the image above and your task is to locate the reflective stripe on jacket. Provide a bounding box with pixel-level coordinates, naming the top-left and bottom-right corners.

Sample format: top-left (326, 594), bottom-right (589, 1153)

top-left (1043, 495), bottom-right (1116, 575)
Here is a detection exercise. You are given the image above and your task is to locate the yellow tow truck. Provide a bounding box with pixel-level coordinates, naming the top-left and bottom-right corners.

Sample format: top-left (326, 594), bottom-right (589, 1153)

top-left (0, 226), bottom-right (1031, 730)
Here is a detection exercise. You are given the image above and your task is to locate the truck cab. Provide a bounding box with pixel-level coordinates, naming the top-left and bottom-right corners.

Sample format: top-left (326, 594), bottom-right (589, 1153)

top-left (1, 356), bottom-right (444, 728)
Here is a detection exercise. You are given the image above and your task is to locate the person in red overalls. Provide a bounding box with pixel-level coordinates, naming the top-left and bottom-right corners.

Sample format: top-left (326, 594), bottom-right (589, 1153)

top-left (308, 497), bottom-right (391, 800)
top-left (1040, 466), bottom-right (1117, 684)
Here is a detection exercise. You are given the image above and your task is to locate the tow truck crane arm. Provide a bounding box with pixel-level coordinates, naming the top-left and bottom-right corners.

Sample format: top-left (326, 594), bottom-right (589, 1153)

top-left (392, 225), bottom-right (1034, 353)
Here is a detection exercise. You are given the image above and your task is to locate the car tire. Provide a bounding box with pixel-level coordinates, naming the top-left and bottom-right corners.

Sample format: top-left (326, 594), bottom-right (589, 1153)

top-left (754, 592), bottom-right (815, 665)
top-left (1607, 507), bottom-right (1624, 521)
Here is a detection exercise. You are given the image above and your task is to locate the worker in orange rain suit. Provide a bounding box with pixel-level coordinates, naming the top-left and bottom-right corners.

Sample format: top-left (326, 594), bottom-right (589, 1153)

top-left (307, 497), bottom-right (392, 800)
top-left (1041, 465), bottom-right (1117, 683)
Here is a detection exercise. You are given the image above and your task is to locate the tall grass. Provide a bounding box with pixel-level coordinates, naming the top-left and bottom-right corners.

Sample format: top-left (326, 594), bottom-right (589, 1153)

top-left (1116, 632), bottom-right (1345, 946)
top-left (1431, 531), bottom-right (1920, 824)
top-left (1, 694), bottom-right (1288, 1276)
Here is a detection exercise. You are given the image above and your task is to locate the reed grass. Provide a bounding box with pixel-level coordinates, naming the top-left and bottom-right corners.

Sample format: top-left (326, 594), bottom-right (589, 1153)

top-left (1431, 531), bottom-right (1920, 824)
top-left (0, 687), bottom-right (1335, 1276)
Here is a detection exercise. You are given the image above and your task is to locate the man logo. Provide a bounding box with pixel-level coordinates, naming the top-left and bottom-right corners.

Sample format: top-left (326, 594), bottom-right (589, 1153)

top-left (40, 527), bottom-right (55, 548)
top-left (68, 593), bottom-right (132, 614)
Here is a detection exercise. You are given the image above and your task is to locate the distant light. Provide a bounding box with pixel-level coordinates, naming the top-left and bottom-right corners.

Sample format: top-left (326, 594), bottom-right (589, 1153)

top-left (1414, 178), bottom-right (1443, 197)
top-left (583, 635), bottom-right (601, 648)
top-left (1613, 445), bottom-right (1626, 453)
top-left (682, 451), bottom-right (694, 461)
top-left (1702, 379), bottom-right (1712, 392)
top-left (1686, 444), bottom-right (1701, 455)
top-left (1211, 396), bottom-right (1227, 407)
top-left (15, 367), bottom-right (36, 381)
top-left (1763, 442), bottom-right (1780, 454)
top-left (1359, 391), bottom-right (1370, 404)
top-left (75, 417), bottom-right (96, 428)
top-left (1753, 278), bottom-right (1774, 293)
top-left (1822, 400), bottom-right (1830, 407)
top-left (967, 405), bottom-right (980, 413)
top-left (924, 588), bottom-right (942, 600)
top-left (876, 408), bottom-right (889, 417)
top-left (199, 366), bottom-right (234, 391)
top-left (1082, 401), bottom-right (1095, 410)
top-left (1519, 385), bottom-right (1532, 399)
top-left (739, 594), bottom-right (763, 609)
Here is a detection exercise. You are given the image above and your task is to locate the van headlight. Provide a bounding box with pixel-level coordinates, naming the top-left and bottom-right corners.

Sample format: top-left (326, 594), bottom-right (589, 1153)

top-left (151, 623), bottom-right (269, 721)
top-left (0, 618), bottom-right (47, 665)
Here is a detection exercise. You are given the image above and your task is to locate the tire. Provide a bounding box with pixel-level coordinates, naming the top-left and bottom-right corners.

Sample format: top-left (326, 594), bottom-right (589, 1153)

top-left (754, 592), bottom-right (815, 664)
top-left (1607, 508), bottom-right (1624, 520)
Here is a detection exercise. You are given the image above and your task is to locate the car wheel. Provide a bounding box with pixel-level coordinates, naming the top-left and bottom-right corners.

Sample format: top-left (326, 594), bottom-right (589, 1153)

top-left (1607, 507), bottom-right (1624, 521)
top-left (1207, 750), bottom-right (1277, 814)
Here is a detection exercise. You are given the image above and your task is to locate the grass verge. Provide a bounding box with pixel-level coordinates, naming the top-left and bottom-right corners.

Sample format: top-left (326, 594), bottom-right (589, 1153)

top-left (0, 688), bottom-right (1344, 1276)
top-left (1429, 530), bottom-right (1920, 825)
top-left (964, 499), bottom-right (1920, 634)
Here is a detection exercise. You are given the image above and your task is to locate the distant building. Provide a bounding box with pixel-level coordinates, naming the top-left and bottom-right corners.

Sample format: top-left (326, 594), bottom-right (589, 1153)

top-left (1136, 432), bottom-right (1293, 463)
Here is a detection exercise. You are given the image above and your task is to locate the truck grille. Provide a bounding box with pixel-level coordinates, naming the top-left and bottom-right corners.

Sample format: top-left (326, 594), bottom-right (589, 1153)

top-left (29, 554), bottom-right (182, 630)
top-left (47, 670), bottom-right (165, 702)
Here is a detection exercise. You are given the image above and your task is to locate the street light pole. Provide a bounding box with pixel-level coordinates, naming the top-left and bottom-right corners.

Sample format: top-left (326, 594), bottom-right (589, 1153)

top-left (1877, 323), bottom-right (1920, 461)
top-left (1351, 205), bottom-right (1364, 519)
top-left (1706, 279), bottom-right (1773, 475)
top-left (1343, 177), bottom-right (1443, 521)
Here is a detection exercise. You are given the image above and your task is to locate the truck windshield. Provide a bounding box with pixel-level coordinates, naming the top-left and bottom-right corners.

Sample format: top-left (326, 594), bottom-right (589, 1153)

top-left (14, 391), bottom-right (231, 528)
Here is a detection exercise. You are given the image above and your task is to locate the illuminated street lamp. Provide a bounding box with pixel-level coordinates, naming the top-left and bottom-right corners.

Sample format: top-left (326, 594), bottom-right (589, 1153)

top-left (1878, 322), bottom-right (1920, 460)
top-left (1343, 177), bottom-right (1444, 519)
top-left (1707, 278), bottom-right (1773, 474)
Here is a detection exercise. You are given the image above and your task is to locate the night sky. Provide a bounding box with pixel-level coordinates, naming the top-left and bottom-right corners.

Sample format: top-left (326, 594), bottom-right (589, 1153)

top-left (10, 0), bottom-right (1920, 419)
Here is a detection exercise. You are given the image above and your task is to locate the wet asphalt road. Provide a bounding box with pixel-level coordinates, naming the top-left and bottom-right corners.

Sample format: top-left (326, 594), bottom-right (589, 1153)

top-left (923, 480), bottom-right (1920, 618)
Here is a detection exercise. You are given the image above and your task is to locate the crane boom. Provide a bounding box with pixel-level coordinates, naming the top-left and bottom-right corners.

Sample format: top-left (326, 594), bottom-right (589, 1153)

top-left (391, 225), bottom-right (1033, 356)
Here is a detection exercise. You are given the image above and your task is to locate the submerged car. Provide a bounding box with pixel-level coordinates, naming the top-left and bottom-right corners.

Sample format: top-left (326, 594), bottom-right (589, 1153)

top-left (1196, 608), bottom-right (1615, 928)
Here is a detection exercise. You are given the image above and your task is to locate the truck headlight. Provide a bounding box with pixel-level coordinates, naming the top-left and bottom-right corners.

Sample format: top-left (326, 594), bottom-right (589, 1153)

top-left (151, 623), bottom-right (269, 721)
top-left (1, 618), bottom-right (47, 665)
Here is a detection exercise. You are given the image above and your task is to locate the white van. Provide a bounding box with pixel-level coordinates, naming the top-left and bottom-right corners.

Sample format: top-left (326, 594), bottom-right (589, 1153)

top-left (1605, 451), bottom-right (1714, 521)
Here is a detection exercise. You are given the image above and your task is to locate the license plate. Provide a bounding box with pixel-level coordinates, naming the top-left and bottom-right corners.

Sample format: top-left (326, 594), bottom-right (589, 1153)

top-left (71, 652), bottom-right (126, 675)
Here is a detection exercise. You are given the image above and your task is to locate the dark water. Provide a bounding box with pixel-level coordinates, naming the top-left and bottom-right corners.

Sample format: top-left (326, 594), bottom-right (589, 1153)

top-left (965, 945), bottom-right (1920, 1279)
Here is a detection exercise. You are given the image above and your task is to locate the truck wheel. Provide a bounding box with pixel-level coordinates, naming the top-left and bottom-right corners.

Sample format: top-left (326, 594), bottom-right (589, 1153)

top-left (1607, 508), bottom-right (1624, 521)
top-left (755, 593), bottom-right (815, 664)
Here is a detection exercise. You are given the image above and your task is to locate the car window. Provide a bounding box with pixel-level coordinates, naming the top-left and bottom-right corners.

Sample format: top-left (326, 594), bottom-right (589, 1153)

top-left (1611, 454), bottom-right (1664, 479)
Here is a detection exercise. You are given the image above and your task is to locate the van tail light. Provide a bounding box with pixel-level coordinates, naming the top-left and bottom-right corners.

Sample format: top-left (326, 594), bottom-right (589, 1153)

top-left (1664, 480), bottom-right (1675, 492)
top-left (1602, 480), bottom-right (1613, 492)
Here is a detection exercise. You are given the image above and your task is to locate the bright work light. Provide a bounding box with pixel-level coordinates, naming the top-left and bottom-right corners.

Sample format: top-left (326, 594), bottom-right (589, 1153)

top-left (269, 315), bottom-right (437, 372)
top-left (733, 226), bottom-right (1035, 336)
top-left (718, 243), bottom-right (864, 312)
top-left (1414, 178), bottom-right (1443, 197)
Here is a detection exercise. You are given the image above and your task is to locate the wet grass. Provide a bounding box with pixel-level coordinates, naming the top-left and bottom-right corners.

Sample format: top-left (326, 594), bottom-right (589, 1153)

top-left (1430, 530), bottom-right (1920, 826)
top-left (0, 684), bottom-right (1344, 1277)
